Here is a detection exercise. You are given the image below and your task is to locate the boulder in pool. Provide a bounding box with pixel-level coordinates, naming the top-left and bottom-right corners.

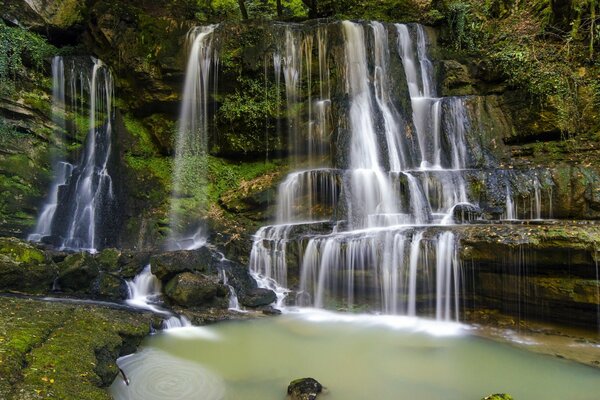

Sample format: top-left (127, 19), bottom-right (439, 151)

top-left (240, 287), bottom-right (276, 307)
top-left (287, 377), bottom-right (323, 400)
top-left (164, 272), bottom-right (228, 307)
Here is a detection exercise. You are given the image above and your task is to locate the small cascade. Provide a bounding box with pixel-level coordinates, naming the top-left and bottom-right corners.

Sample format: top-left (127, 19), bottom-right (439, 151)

top-left (163, 315), bottom-right (192, 329)
top-left (168, 25), bottom-right (218, 248)
top-left (29, 57), bottom-right (116, 252)
top-left (220, 269), bottom-right (242, 311)
top-left (125, 265), bottom-right (164, 313)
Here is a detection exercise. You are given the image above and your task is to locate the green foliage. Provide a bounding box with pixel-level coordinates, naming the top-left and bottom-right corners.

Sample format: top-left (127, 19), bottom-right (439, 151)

top-left (0, 21), bottom-right (55, 95)
top-left (0, 119), bottom-right (20, 148)
top-left (216, 76), bottom-right (282, 153)
top-left (207, 156), bottom-right (279, 202)
top-left (447, 1), bottom-right (479, 50)
top-left (124, 114), bottom-right (158, 157)
top-left (443, 0), bottom-right (600, 135)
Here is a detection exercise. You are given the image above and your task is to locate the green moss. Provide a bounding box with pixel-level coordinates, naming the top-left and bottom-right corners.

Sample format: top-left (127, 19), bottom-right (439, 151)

top-left (123, 114), bottom-right (158, 157)
top-left (207, 156), bottom-right (281, 203)
top-left (0, 21), bottom-right (56, 96)
top-left (0, 238), bottom-right (45, 264)
top-left (0, 297), bottom-right (153, 399)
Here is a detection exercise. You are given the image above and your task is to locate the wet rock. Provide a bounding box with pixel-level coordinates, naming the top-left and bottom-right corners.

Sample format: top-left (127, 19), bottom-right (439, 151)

top-left (164, 272), bottom-right (228, 307)
top-left (240, 287), bottom-right (277, 308)
top-left (0, 238), bottom-right (56, 293)
top-left (262, 306), bottom-right (282, 315)
top-left (90, 272), bottom-right (129, 301)
top-left (150, 247), bottom-right (216, 282)
top-left (57, 253), bottom-right (100, 292)
top-left (482, 394), bottom-right (514, 400)
top-left (287, 378), bottom-right (323, 400)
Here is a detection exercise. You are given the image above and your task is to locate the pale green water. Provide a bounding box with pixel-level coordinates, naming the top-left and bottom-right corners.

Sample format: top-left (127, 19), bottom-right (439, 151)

top-left (111, 309), bottom-right (600, 400)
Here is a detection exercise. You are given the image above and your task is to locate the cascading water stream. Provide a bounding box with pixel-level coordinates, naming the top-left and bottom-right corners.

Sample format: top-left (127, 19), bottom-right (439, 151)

top-left (248, 21), bottom-right (473, 320)
top-left (29, 57), bottom-right (116, 252)
top-left (168, 25), bottom-right (217, 249)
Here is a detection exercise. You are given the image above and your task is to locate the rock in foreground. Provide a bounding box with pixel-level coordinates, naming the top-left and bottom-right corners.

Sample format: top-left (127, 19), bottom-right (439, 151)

top-left (287, 378), bottom-right (323, 400)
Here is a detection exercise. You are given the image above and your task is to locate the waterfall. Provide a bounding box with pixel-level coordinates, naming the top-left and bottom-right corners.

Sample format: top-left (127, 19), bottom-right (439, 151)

top-left (168, 25), bottom-right (217, 249)
top-left (29, 57), bottom-right (116, 252)
top-left (28, 57), bottom-right (68, 242)
top-left (247, 22), bottom-right (471, 320)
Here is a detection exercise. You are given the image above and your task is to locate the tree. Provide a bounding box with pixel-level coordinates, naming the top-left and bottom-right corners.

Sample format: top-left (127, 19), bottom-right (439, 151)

top-left (301, 0), bottom-right (317, 18)
top-left (238, 0), bottom-right (249, 19)
top-left (276, 0), bottom-right (283, 17)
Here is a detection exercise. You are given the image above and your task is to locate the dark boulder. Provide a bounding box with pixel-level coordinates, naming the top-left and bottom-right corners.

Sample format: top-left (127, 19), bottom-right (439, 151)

top-left (56, 253), bottom-right (100, 292)
top-left (287, 378), bottom-right (323, 400)
top-left (240, 287), bottom-right (276, 308)
top-left (150, 247), bottom-right (217, 282)
top-left (90, 272), bottom-right (129, 301)
top-left (164, 272), bottom-right (228, 307)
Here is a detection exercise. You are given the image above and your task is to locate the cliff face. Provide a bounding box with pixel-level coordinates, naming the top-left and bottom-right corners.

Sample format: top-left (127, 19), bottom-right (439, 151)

top-left (0, 0), bottom-right (598, 248)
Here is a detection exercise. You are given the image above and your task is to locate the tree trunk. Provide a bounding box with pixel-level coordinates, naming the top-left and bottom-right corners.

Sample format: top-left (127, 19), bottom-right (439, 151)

top-left (276, 0), bottom-right (283, 17)
top-left (238, 0), bottom-right (249, 20)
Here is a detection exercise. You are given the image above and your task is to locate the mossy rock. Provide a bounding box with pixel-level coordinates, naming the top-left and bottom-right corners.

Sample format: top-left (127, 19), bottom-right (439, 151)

top-left (57, 253), bottom-right (100, 293)
top-left (0, 238), bottom-right (55, 293)
top-left (90, 272), bottom-right (129, 301)
top-left (287, 377), bottom-right (323, 400)
top-left (483, 395), bottom-right (514, 400)
top-left (0, 237), bottom-right (45, 264)
top-left (150, 247), bottom-right (217, 282)
top-left (0, 297), bottom-right (154, 399)
top-left (164, 272), bottom-right (228, 308)
top-left (95, 248), bottom-right (121, 272)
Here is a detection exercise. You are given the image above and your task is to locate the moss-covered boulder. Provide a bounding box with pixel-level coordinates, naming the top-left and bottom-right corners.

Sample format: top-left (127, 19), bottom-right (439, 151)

top-left (95, 248), bottom-right (121, 272)
top-left (90, 272), bottom-right (129, 301)
top-left (56, 253), bottom-right (100, 293)
top-left (483, 395), bottom-right (514, 400)
top-left (164, 272), bottom-right (228, 308)
top-left (0, 237), bottom-right (55, 293)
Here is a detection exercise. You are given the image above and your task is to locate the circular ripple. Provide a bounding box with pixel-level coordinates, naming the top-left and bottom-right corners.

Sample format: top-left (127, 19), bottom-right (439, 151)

top-left (111, 348), bottom-right (226, 400)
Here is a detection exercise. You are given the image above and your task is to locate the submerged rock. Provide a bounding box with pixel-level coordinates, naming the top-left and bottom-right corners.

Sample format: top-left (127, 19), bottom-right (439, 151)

top-left (287, 378), bottom-right (323, 400)
top-left (164, 272), bottom-right (228, 307)
top-left (482, 395), bottom-right (514, 400)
